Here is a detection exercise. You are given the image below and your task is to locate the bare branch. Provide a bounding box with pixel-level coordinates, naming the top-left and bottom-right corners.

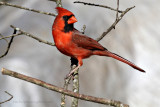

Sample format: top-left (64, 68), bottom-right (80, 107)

top-left (71, 65), bottom-right (79, 107)
top-left (73, 1), bottom-right (135, 42)
top-left (81, 25), bottom-right (86, 34)
top-left (0, 34), bottom-right (8, 43)
top-left (0, 29), bottom-right (17, 58)
top-left (116, 0), bottom-right (120, 20)
top-left (0, 2), bottom-right (56, 17)
top-left (61, 76), bottom-right (72, 107)
top-left (49, 0), bottom-right (62, 7)
top-left (74, 1), bottom-right (123, 13)
top-left (1, 68), bottom-right (129, 107)
top-left (0, 91), bottom-right (13, 104)
top-left (0, 33), bottom-right (22, 40)
top-left (48, 0), bottom-right (57, 2)
top-left (61, 74), bottom-right (72, 107)
top-left (96, 6), bottom-right (135, 42)
top-left (56, 0), bottom-right (62, 7)
top-left (10, 25), bottom-right (55, 46)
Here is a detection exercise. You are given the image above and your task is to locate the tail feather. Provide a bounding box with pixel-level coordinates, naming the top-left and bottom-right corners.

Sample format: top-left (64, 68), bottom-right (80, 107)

top-left (93, 50), bottom-right (145, 72)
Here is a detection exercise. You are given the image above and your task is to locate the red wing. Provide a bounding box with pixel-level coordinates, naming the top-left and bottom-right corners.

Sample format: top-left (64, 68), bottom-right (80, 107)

top-left (72, 30), bottom-right (106, 51)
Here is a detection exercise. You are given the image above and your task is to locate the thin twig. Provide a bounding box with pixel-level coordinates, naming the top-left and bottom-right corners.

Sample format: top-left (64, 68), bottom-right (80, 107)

top-left (1, 68), bottom-right (129, 107)
top-left (0, 33), bottom-right (22, 40)
top-left (116, 0), bottom-right (120, 20)
top-left (96, 6), bottom-right (135, 42)
top-left (61, 76), bottom-right (72, 107)
top-left (0, 2), bottom-right (56, 17)
top-left (71, 65), bottom-right (79, 107)
top-left (0, 34), bottom-right (8, 43)
top-left (10, 25), bottom-right (55, 46)
top-left (74, 1), bottom-right (123, 13)
top-left (81, 25), bottom-right (86, 34)
top-left (48, 0), bottom-right (57, 2)
top-left (0, 91), bottom-right (13, 104)
top-left (0, 29), bottom-right (17, 58)
top-left (56, 0), bottom-right (62, 7)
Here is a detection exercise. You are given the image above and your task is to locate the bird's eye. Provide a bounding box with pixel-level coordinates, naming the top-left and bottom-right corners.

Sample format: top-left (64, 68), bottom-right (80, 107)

top-left (63, 16), bottom-right (68, 21)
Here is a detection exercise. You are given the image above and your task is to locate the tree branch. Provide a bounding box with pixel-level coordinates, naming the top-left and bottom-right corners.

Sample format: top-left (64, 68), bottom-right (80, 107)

top-left (0, 33), bottom-right (22, 40)
top-left (1, 68), bottom-right (129, 107)
top-left (116, 0), bottom-right (120, 20)
top-left (74, 1), bottom-right (123, 13)
top-left (73, 1), bottom-right (135, 42)
top-left (0, 91), bottom-right (13, 104)
top-left (0, 29), bottom-right (17, 58)
top-left (61, 76), bottom-right (72, 107)
top-left (71, 65), bottom-right (79, 107)
top-left (0, 2), bottom-right (56, 17)
top-left (10, 25), bottom-right (55, 46)
top-left (0, 34), bottom-right (8, 43)
top-left (48, 0), bottom-right (57, 2)
top-left (81, 25), bottom-right (86, 34)
top-left (56, 0), bottom-right (62, 7)
top-left (96, 6), bottom-right (135, 42)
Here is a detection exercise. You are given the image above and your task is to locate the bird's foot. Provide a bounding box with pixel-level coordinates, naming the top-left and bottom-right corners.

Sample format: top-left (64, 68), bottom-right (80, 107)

top-left (65, 65), bottom-right (80, 79)
top-left (65, 72), bottom-right (73, 79)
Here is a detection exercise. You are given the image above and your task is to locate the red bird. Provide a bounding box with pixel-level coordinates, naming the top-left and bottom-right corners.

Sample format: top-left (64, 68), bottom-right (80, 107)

top-left (52, 7), bottom-right (145, 77)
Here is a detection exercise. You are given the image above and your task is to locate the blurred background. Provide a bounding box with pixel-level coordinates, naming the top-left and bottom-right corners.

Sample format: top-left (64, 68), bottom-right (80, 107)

top-left (0, 0), bottom-right (159, 107)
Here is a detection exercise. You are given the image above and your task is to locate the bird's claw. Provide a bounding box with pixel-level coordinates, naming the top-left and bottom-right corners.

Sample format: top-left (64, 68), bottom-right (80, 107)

top-left (65, 72), bottom-right (73, 79)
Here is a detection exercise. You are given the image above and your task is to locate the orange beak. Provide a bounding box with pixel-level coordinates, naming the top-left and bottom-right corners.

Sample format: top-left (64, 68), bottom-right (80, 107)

top-left (68, 16), bottom-right (78, 24)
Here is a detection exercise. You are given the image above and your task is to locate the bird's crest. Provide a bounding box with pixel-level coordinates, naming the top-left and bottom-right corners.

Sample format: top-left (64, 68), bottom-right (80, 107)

top-left (56, 7), bottom-right (74, 16)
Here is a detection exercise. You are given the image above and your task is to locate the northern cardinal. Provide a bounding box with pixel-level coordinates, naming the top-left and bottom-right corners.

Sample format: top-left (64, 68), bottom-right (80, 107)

top-left (52, 7), bottom-right (145, 77)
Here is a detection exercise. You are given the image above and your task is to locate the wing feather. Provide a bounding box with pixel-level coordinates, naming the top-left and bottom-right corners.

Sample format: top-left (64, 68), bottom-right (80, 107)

top-left (72, 29), bottom-right (106, 51)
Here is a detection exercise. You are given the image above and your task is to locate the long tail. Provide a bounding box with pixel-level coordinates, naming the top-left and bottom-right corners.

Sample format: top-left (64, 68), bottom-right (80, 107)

top-left (93, 50), bottom-right (145, 72)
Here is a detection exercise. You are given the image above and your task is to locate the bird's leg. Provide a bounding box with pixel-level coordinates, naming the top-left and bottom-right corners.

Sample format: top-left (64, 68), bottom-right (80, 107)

top-left (65, 64), bottom-right (80, 79)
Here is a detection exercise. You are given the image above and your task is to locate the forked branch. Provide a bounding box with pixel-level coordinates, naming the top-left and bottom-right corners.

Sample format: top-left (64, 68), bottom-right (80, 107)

top-left (96, 6), bottom-right (135, 41)
top-left (0, 29), bottom-right (17, 58)
top-left (10, 25), bottom-right (55, 46)
top-left (0, 91), bottom-right (13, 104)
